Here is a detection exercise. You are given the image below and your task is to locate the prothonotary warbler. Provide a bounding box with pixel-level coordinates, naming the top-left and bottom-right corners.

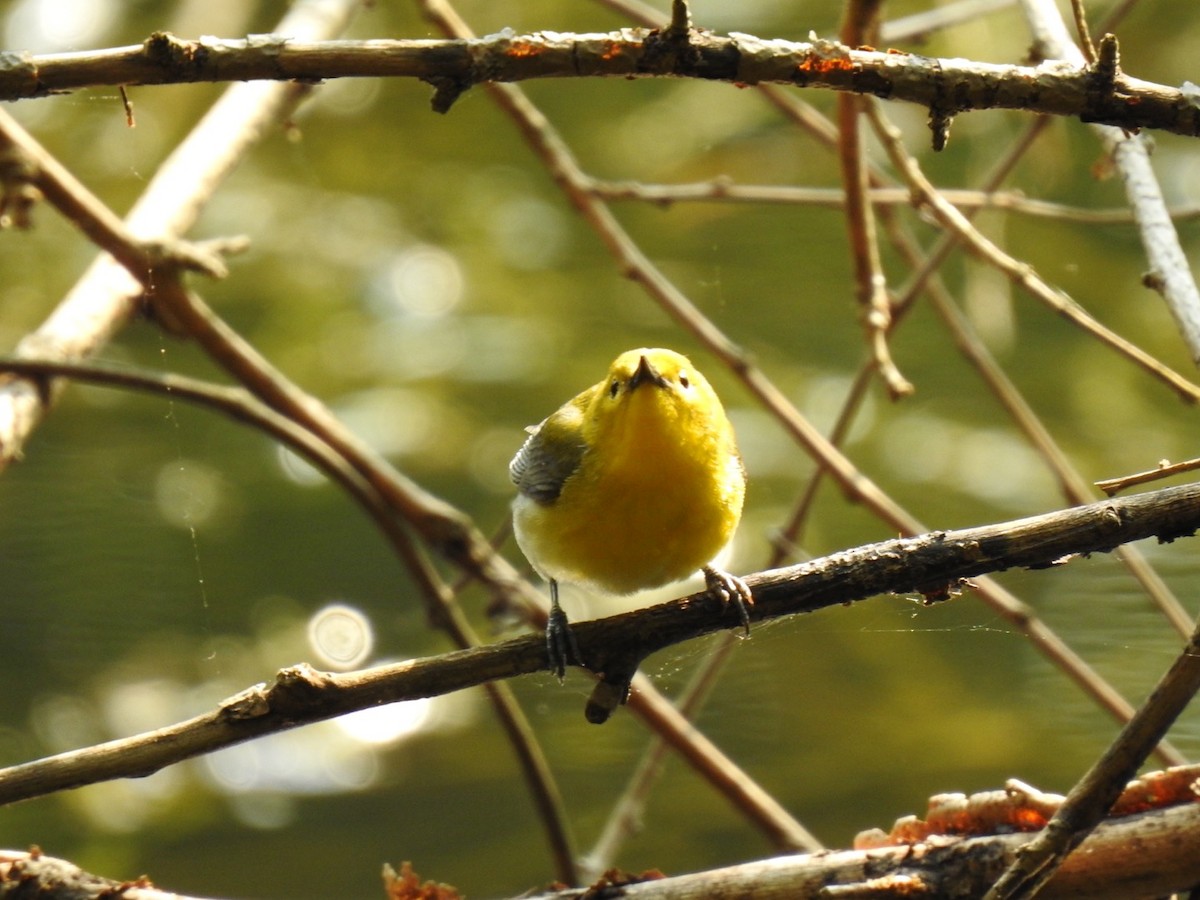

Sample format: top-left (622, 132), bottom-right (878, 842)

top-left (509, 347), bottom-right (753, 678)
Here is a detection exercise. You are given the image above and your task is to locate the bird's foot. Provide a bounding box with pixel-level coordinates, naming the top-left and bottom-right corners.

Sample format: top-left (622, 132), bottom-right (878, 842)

top-left (546, 602), bottom-right (582, 681)
top-left (703, 565), bottom-right (754, 635)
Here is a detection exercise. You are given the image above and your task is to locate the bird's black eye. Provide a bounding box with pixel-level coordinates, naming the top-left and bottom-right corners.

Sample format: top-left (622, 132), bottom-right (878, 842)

top-left (609, 380), bottom-right (620, 398)
top-left (678, 372), bottom-right (690, 388)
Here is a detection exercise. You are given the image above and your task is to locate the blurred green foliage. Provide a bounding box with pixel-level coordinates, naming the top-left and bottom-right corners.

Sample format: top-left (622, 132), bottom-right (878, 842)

top-left (1, 0), bottom-right (1200, 897)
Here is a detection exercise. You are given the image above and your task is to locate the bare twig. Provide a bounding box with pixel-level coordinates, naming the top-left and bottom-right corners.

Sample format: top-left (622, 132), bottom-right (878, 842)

top-left (623, 673), bottom-right (823, 852)
top-left (1019, 0), bottom-right (1200, 366)
top-left (579, 628), bottom-right (786, 880)
top-left (838, 0), bottom-right (912, 398)
top-left (1097, 458), bottom-right (1200, 496)
top-left (583, 177), bottom-right (1200, 224)
top-left (865, 101), bottom-right (1200, 404)
top-left (1068, 0), bottom-right (1097, 62)
top-left (0, 0), bottom-right (364, 467)
top-left (666, 0), bottom-right (690, 36)
top-left (0, 109), bottom-right (245, 281)
top-left (984, 607), bottom-right (1200, 899)
top-left (881, 0), bottom-right (1017, 43)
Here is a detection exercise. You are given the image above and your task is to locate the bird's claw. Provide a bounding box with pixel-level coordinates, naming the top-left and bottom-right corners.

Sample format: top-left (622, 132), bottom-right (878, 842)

top-left (546, 602), bottom-right (582, 681)
top-left (703, 565), bottom-right (754, 635)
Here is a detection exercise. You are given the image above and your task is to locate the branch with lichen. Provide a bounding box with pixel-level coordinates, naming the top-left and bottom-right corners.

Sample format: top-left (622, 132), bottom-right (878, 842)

top-left (2, 29), bottom-right (1197, 143)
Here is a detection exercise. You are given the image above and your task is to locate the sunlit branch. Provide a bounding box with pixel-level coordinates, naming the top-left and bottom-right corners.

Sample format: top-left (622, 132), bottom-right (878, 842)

top-left (582, 178), bottom-right (1200, 224)
top-left (0, 0), bottom-right (363, 469)
top-left (985, 601), bottom-right (1200, 899)
top-left (1019, 0), bottom-right (1200, 367)
top-left (2, 30), bottom-right (1198, 139)
top-left (531, 802), bottom-right (1200, 898)
top-left (866, 100), bottom-right (1200, 405)
top-left (881, 0), bottom-right (1018, 42)
top-left (0, 481), bottom-right (1198, 807)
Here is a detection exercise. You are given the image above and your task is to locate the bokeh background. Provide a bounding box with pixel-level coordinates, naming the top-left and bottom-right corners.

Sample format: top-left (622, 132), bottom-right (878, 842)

top-left (2, 0), bottom-right (1200, 897)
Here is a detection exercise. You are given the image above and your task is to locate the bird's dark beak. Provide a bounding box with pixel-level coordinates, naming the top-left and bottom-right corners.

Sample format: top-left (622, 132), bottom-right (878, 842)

top-left (629, 354), bottom-right (668, 391)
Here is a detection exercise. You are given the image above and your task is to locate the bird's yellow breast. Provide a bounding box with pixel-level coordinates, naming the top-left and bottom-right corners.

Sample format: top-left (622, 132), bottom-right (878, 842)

top-left (512, 348), bottom-right (744, 595)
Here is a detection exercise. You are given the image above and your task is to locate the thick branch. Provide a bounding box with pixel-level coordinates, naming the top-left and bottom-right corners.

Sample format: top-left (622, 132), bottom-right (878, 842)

top-left (0, 481), bottom-right (1197, 804)
top-left (2, 30), bottom-right (1198, 137)
top-left (0, 850), bottom-right (220, 900)
top-left (4, 798), bottom-right (1200, 899)
top-left (521, 802), bottom-right (1200, 899)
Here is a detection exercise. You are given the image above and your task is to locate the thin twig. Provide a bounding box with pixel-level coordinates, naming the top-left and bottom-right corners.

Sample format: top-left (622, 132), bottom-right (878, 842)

top-left (666, 0), bottom-right (690, 36)
top-left (1096, 458), bottom-right (1200, 496)
top-left (1019, 0), bottom-right (1200, 366)
top-left (771, 366), bottom-right (875, 561)
top-left (580, 631), bottom-right (758, 879)
top-left (865, 101), bottom-right (1200, 405)
top-left (1068, 0), bottom-right (1097, 62)
top-left (583, 177), bottom-right (1200, 224)
top-left (0, 0), bottom-right (364, 467)
top-left (984, 608), bottom-right (1200, 899)
top-left (838, 0), bottom-right (912, 399)
top-left (624, 671), bottom-right (823, 852)
top-left (881, 0), bottom-right (1017, 43)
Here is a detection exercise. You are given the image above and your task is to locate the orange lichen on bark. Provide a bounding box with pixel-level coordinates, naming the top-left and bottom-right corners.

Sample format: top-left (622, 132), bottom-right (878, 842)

top-left (855, 766), bottom-right (1200, 849)
top-left (507, 39), bottom-right (545, 59)
top-left (796, 55), bottom-right (857, 74)
top-left (383, 862), bottom-right (462, 900)
top-left (1012, 807), bottom-right (1052, 830)
top-left (1111, 765), bottom-right (1200, 815)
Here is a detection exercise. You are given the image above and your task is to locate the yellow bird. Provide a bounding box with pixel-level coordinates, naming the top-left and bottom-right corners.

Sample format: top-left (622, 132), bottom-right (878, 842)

top-left (509, 347), bottom-right (752, 677)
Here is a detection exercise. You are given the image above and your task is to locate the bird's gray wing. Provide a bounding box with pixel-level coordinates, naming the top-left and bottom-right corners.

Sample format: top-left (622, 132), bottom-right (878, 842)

top-left (509, 410), bottom-right (587, 505)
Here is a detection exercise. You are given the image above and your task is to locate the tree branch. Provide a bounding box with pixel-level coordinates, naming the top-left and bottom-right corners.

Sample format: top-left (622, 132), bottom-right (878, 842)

top-left (521, 802), bottom-right (1200, 899)
top-left (0, 0), bottom-right (363, 467)
top-left (1019, 0), bottom-right (1200, 366)
top-left (2, 30), bottom-right (1198, 139)
top-left (985, 587), bottom-right (1200, 897)
top-left (0, 850), bottom-right (222, 900)
top-left (0, 481), bottom-right (1197, 804)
